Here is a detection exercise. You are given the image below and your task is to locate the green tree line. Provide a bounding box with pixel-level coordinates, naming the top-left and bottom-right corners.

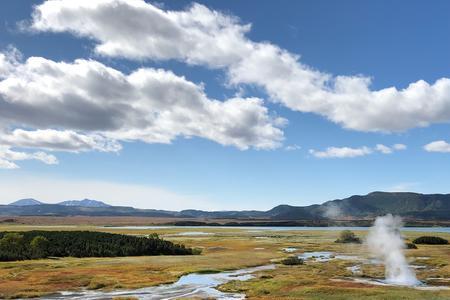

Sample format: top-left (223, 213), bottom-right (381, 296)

top-left (0, 231), bottom-right (197, 261)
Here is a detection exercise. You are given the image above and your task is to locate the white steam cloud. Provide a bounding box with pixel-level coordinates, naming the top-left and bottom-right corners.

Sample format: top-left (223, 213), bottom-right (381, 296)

top-left (366, 214), bottom-right (420, 286)
top-left (322, 203), bottom-right (342, 219)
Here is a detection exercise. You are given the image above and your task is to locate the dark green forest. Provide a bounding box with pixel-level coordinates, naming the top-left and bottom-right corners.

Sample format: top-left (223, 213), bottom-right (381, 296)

top-left (0, 231), bottom-right (197, 261)
top-left (413, 236), bottom-right (449, 245)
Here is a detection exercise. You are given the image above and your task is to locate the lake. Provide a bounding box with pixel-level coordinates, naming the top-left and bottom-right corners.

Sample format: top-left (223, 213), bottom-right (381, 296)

top-left (102, 226), bottom-right (450, 233)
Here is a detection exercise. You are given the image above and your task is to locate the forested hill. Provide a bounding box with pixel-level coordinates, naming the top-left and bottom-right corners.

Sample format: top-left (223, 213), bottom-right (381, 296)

top-left (316, 192), bottom-right (450, 220)
top-left (1, 192), bottom-right (449, 221)
top-left (265, 192), bottom-right (450, 220)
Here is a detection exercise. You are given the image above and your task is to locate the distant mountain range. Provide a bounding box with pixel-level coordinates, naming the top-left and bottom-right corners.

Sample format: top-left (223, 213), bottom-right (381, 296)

top-left (2, 192), bottom-right (450, 221)
top-left (9, 199), bottom-right (110, 208)
top-left (58, 199), bottom-right (110, 207)
top-left (9, 199), bottom-right (44, 206)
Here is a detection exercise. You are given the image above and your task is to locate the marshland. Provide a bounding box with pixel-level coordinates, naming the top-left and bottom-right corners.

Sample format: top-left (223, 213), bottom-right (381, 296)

top-left (0, 221), bottom-right (448, 299)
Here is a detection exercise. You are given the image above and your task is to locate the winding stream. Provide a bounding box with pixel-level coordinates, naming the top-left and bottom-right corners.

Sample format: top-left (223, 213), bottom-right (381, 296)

top-left (45, 265), bottom-right (275, 300)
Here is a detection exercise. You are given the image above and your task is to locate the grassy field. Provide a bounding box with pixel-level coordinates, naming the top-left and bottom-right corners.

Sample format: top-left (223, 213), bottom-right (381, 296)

top-left (0, 224), bottom-right (448, 299)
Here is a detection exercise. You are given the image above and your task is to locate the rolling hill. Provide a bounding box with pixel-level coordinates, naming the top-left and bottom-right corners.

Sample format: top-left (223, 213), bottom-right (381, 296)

top-left (1, 192), bottom-right (449, 221)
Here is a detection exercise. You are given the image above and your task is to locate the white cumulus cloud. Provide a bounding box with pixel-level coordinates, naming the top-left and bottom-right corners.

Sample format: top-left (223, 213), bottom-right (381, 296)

top-left (0, 52), bottom-right (284, 158)
top-left (27, 0), bottom-right (450, 132)
top-left (424, 140), bottom-right (450, 153)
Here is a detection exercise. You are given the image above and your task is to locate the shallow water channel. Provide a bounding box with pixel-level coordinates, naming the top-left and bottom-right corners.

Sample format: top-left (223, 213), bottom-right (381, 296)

top-left (45, 265), bottom-right (275, 300)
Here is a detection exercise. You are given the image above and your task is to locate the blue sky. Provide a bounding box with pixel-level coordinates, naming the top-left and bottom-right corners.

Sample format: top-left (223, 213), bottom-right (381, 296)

top-left (0, 0), bottom-right (449, 210)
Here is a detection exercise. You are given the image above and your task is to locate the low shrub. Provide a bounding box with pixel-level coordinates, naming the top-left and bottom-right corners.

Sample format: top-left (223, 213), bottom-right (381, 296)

top-left (413, 236), bottom-right (448, 245)
top-left (192, 248), bottom-right (203, 255)
top-left (406, 242), bottom-right (417, 249)
top-left (335, 230), bottom-right (362, 244)
top-left (196, 269), bottom-right (221, 274)
top-left (281, 256), bottom-right (304, 265)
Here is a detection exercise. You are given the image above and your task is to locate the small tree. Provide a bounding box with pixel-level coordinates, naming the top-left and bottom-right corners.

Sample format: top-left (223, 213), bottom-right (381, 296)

top-left (281, 256), bottom-right (304, 265)
top-left (335, 230), bottom-right (361, 244)
top-left (30, 236), bottom-right (49, 258)
top-left (148, 233), bottom-right (159, 239)
top-left (0, 233), bottom-right (26, 260)
top-left (191, 248), bottom-right (203, 255)
top-left (406, 242), bottom-right (417, 249)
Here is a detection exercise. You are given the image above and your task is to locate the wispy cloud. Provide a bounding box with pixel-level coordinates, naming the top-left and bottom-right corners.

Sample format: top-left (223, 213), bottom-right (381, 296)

top-left (309, 144), bottom-right (406, 159)
top-left (284, 144), bottom-right (301, 151)
top-left (0, 146), bottom-right (58, 169)
top-left (387, 182), bottom-right (420, 192)
top-left (393, 144), bottom-right (407, 151)
top-left (309, 146), bottom-right (372, 158)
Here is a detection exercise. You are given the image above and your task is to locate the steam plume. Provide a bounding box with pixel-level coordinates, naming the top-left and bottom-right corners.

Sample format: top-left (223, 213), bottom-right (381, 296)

top-left (366, 214), bottom-right (420, 286)
top-left (322, 203), bottom-right (342, 219)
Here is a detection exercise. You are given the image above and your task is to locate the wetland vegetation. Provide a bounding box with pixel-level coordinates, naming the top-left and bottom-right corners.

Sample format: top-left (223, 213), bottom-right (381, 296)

top-left (0, 223), bottom-right (448, 299)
